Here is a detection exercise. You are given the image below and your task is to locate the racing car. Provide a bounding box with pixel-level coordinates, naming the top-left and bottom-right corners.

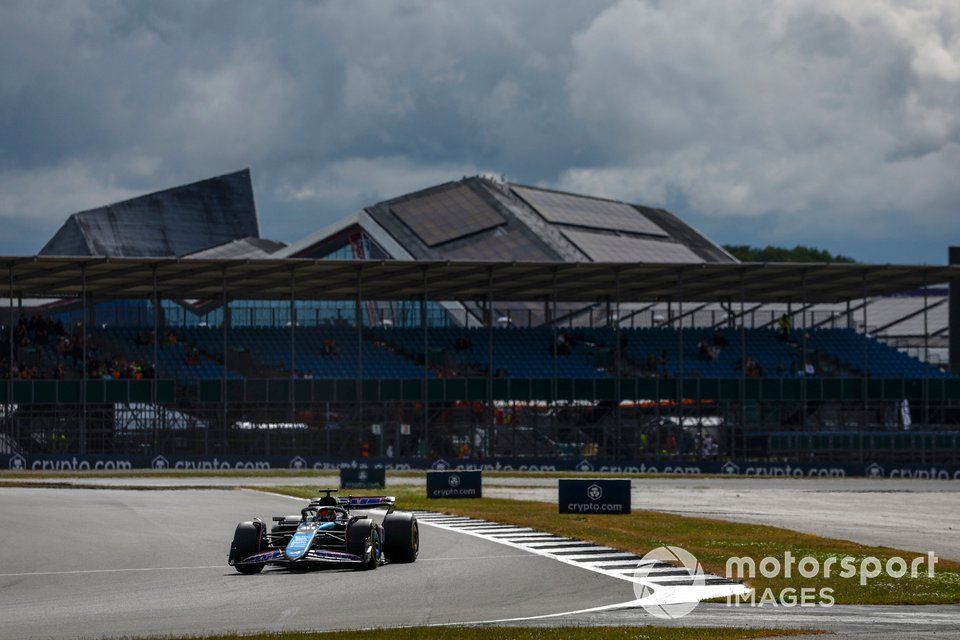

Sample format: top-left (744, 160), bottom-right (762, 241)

top-left (228, 490), bottom-right (419, 574)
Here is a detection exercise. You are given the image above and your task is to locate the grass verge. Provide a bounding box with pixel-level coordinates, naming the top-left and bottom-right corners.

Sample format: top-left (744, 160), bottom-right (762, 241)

top-left (132, 628), bottom-right (816, 640)
top-left (253, 485), bottom-right (960, 606)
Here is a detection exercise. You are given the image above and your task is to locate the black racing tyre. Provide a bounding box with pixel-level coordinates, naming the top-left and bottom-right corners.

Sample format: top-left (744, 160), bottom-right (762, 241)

top-left (230, 521), bottom-right (265, 574)
top-left (346, 518), bottom-right (381, 570)
top-left (382, 512), bottom-right (419, 563)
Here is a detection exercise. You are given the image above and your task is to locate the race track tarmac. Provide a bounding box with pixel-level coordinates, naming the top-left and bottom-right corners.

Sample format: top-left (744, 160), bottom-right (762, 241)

top-left (0, 488), bottom-right (632, 640)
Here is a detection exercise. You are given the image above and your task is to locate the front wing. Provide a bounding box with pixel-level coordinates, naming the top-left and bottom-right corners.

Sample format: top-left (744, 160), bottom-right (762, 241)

top-left (232, 548), bottom-right (365, 566)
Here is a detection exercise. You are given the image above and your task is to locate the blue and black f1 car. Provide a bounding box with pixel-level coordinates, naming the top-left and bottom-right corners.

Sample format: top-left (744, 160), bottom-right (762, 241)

top-left (228, 490), bottom-right (419, 574)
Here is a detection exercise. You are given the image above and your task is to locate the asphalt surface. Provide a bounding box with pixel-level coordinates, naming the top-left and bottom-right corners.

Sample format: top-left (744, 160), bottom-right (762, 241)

top-left (0, 488), bottom-right (631, 640)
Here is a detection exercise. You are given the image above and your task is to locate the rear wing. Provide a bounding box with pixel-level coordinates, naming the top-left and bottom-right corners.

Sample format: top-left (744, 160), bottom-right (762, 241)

top-left (338, 496), bottom-right (396, 511)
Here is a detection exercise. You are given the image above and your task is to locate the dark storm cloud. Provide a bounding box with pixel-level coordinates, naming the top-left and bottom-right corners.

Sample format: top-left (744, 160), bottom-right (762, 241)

top-left (1, 0), bottom-right (958, 262)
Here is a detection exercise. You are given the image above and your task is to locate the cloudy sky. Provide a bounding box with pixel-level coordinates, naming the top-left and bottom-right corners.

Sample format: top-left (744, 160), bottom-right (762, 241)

top-left (1, 0), bottom-right (958, 262)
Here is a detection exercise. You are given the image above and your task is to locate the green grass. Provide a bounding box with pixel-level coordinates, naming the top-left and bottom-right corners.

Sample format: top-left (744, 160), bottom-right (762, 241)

top-left (254, 485), bottom-right (960, 606)
top-left (143, 627), bottom-right (816, 640)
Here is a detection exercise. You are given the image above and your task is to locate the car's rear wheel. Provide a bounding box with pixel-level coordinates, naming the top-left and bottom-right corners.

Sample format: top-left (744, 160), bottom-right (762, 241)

top-left (383, 512), bottom-right (419, 563)
top-left (346, 519), bottom-right (381, 570)
top-left (269, 516), bottom-right (300, 548)
top-left (230, 521), bottom-right (265, 574)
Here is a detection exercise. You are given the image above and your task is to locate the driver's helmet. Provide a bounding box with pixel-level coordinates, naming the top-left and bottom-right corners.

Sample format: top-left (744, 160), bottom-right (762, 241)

top-left (316, 507), bottom-right (338, 522)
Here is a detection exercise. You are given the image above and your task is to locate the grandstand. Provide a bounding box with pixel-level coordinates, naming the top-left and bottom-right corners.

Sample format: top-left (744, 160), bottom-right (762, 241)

top-left (2, 171), bottom-right (959, 466)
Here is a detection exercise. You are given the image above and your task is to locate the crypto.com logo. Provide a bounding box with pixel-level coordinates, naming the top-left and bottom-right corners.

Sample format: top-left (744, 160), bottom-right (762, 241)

top-left (586, 484), bottom-right (603, 501)
top-left (448, 474), bottom-right (461, 488)
top-left (631, 546), bottom-right (706, 619)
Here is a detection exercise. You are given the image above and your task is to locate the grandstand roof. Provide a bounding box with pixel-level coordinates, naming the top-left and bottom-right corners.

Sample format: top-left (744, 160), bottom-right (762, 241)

top-left (1, 257), bottom-right (956, 303)
top-left (183, 237), bottom-right (286, 259)
top-left (38, 169), bottom-right (260, 257)
top-left (281, 176), bottom-right (736, 264)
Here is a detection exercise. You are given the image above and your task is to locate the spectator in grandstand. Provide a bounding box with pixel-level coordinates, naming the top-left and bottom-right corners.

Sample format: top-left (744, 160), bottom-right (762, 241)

top-left (804, 361), bottom-right (816, 376)
top-left (698, 336), bottom-right (719, 361)
top-left (454, 335), bottom-right (473, 351)
top-left (777, 313), bottom-right (791, 341)
top-left (793, 357), bottom-right (809, 377)
top-left (700, 434), bottom-right (712, 458)
top-left (697, 338), bottom-right (710, 360)
top-left (645, 353), bottom-right (658, 374)
top-left (738, 355), bottom-right (764, 377)
top-left (712, 329), bottom-right (728, 347)
top-left (321, 339), bottom-right (339, 356)
top-left (550, 334), bottom-right (572, 357)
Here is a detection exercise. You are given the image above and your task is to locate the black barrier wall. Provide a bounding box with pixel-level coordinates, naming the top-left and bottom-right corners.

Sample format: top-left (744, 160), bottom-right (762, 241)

top-left (5, 454), bottom-right (960, 480)
top-left (426, 470), bottom-right (482, 498)
top-left (559, 478), bottom-right (631, 514)
top-left (340, 467), bottom-right (386, 489)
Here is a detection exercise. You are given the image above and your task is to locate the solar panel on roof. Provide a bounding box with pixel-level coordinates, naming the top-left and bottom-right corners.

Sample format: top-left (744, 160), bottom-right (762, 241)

top-left (561, 229), bottom-right (703, 263)
top-left (390, 185), bottom-right (506, 247)
top-left (513, 186), bottom-right (668, 237)
top-left (441, 228), bottom-right (553, 261)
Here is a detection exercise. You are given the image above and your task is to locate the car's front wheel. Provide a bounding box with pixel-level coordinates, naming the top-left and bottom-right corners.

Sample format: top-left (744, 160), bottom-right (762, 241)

top-left (346, 519), bottom-right (381, 570)
top-left (230, 521), bottom-right (265, 574)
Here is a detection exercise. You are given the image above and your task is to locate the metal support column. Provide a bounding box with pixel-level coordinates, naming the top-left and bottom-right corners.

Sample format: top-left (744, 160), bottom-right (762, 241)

top-left (737, 270), bottom-right (746, 461)
top-left (421, 269), bottom-right (429, 458)
top-left (6, 263), bottom-right (13, 448)
top-left (614, 270), bottom-right (622, 459)
top-left (551, 269), bottom-right (558, 454)
top-left (152, 267), bottom-right (159, 454)
top-left (356, 268), bottom-right (363, 443)
top-left (801, 270), bottom-right (807, 430)
top-left (80, 264), bottom-right (88, 455)
top-left (221, 268), bottom-right (228, 455)
top-left (486, 269), bottom-right (494, 457)
top-left (677, 269), bottom-right (684, 460)
top-left (290, 268), bottom-right (297, 426)
top-left (923, 271), bottom-right (929, 428)
top-left (862, 272), bottom-right (869, 430)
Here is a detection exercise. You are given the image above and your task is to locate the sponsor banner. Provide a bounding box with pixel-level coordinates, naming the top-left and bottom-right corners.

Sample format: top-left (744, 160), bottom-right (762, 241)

top-left (340, 466), bottom-right (386, 490)
top-left (559, 478), bottom-right (631, 515)
top-left (426, 470), bottom-right (482, 499)
top-left (4, 453), bottom-right (960, 480)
